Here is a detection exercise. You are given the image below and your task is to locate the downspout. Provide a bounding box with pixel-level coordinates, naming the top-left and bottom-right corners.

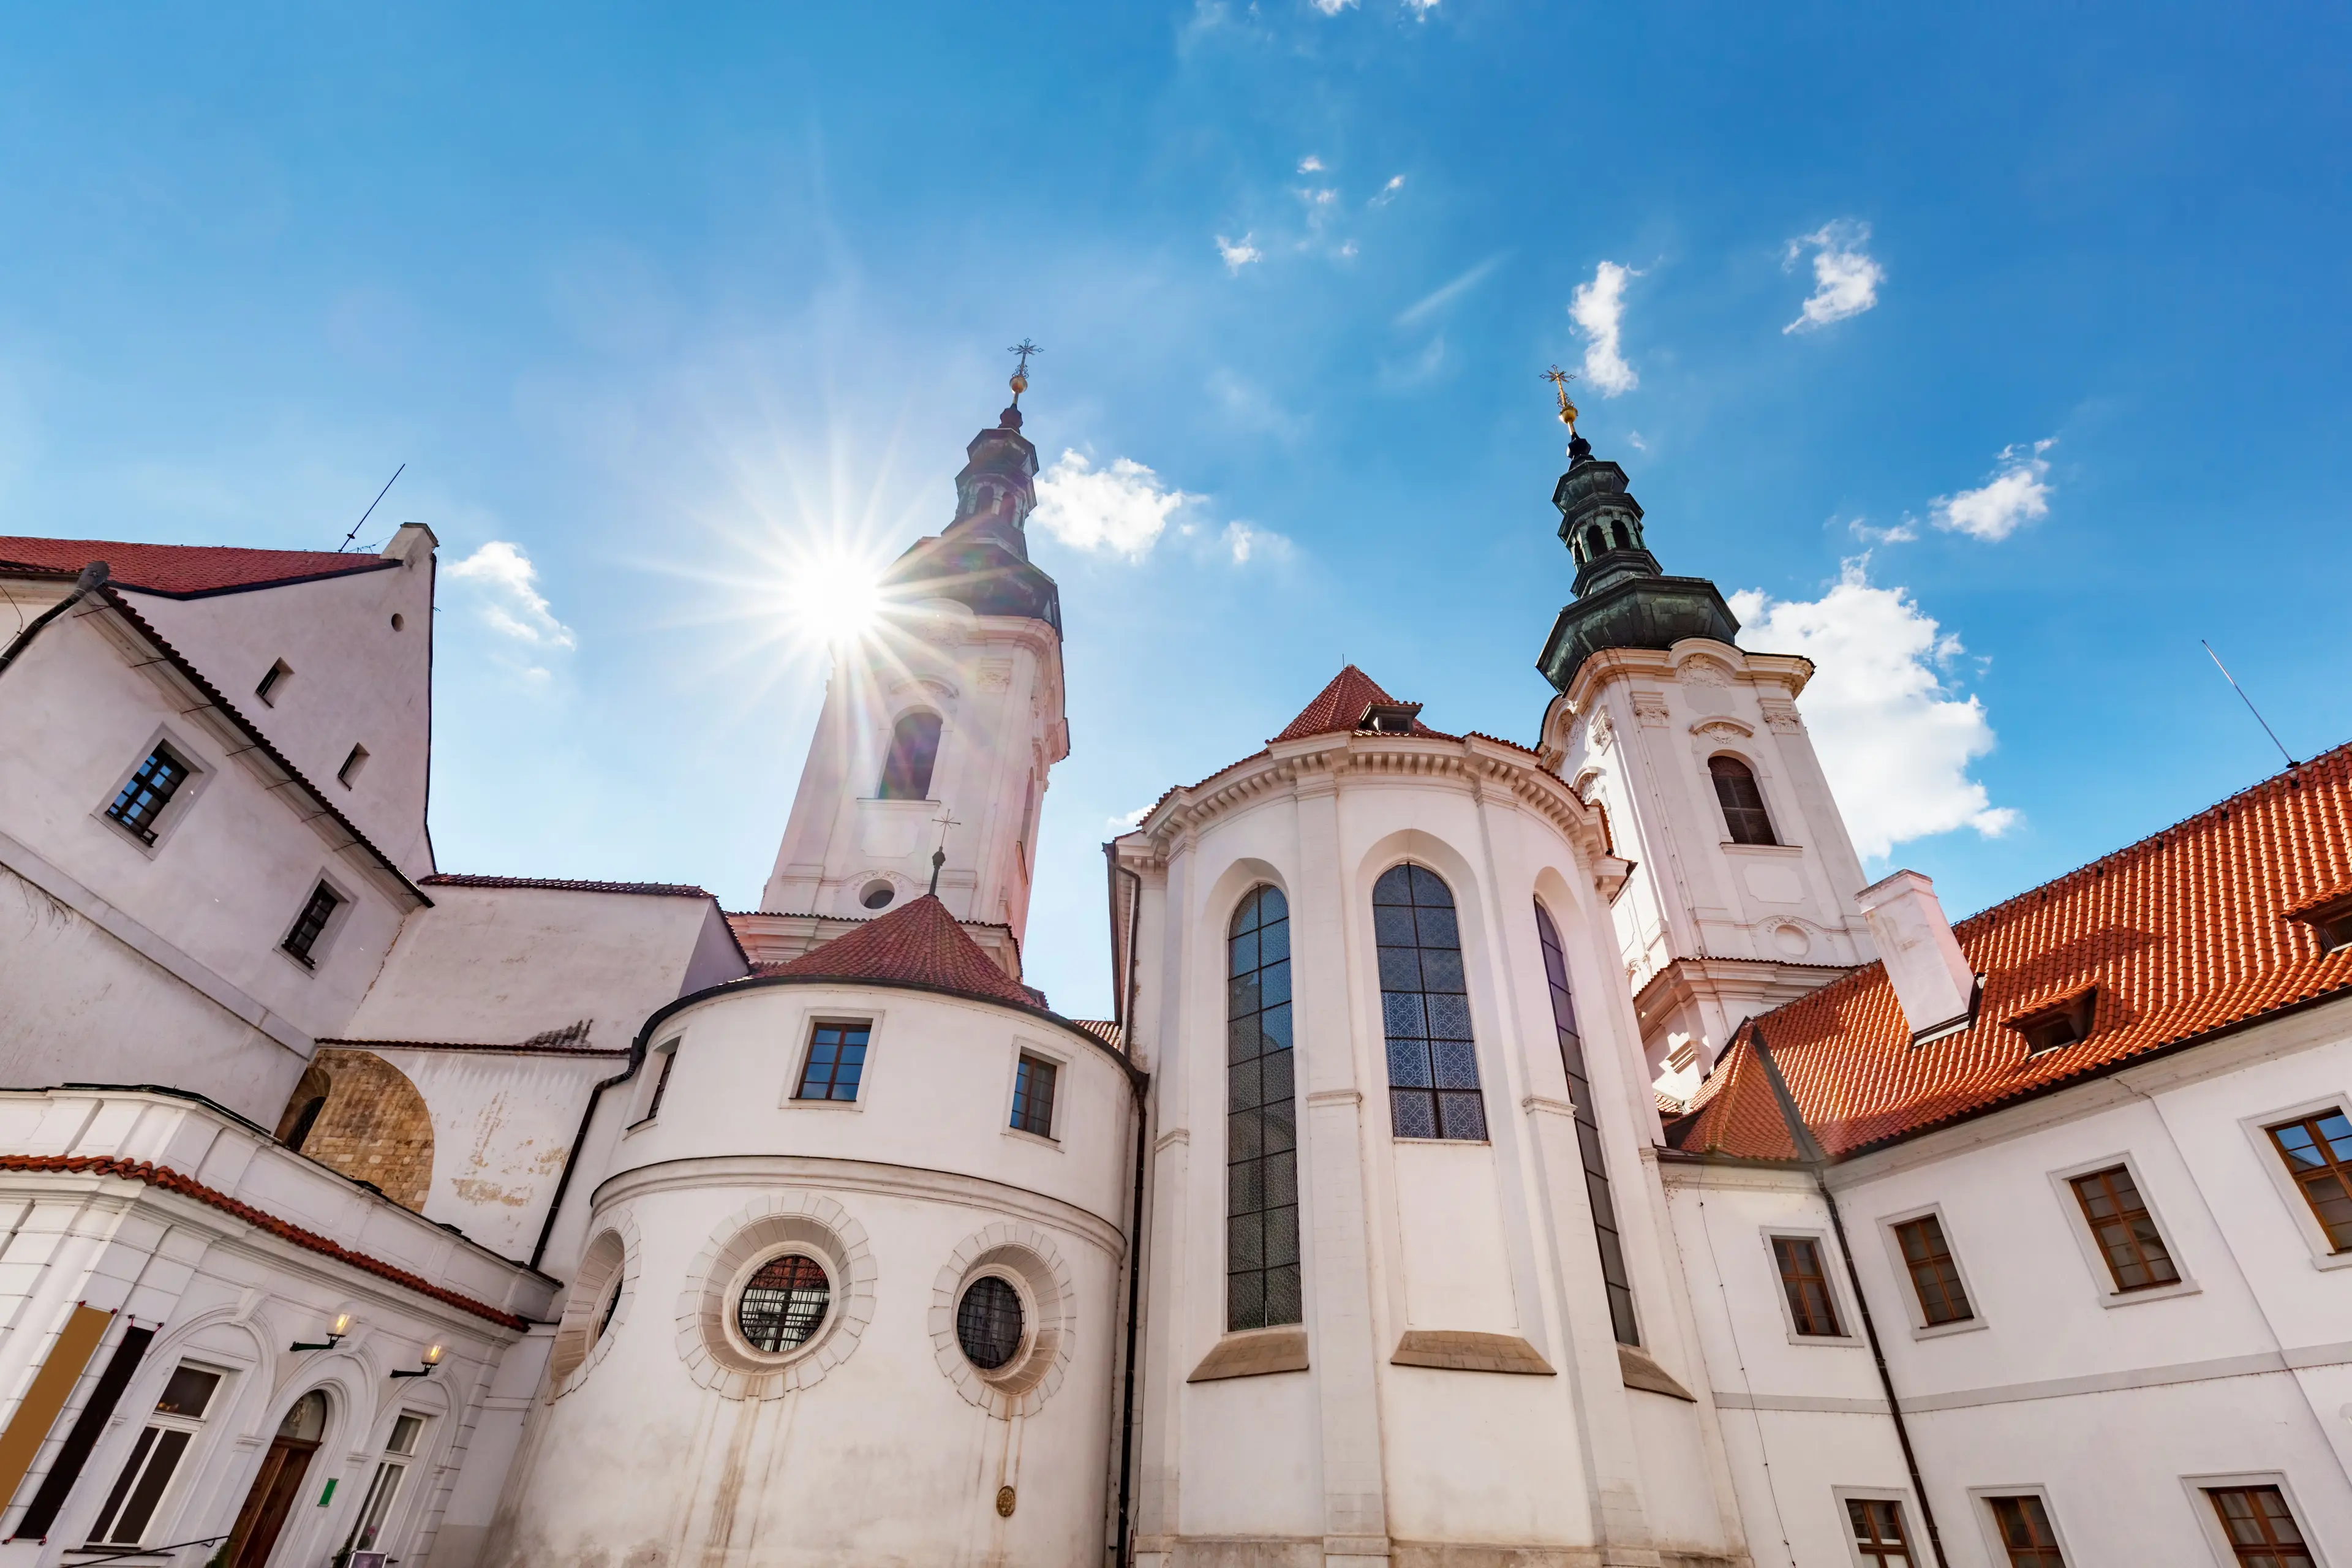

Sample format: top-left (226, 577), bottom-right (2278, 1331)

top-left (1749, 1030), bottom-right (1951, 1568)
top-left (1110, 851), bottom-right (1147, 1568)
top-left (529, 1030), bottom-right (650, 1273)
top-left (0, 562), bottom-right (107, 682)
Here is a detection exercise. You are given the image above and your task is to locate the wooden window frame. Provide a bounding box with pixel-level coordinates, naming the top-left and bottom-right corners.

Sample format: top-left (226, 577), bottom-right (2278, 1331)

top-left (1764, 1229), bottom-right (1854, 1344)
top-left (1006, 1047), bottom-right (1065, 1144)
top-left (793, 1019), bottom-right (873, 1104)
top-left (2185, 1474), bottom-right (2319, 1568)
top-left (2239, 1096), bottom-right (2352, 1270)
top-left (1972, 1489), bottom-right (2069, 1567)
top-left (1708, 754), bottom-right (1779, 847)
top-left (2006, 987), bottom-right (2098, 1056)
top-left (85, 1362), bottom-right (227, 1549)
top-left (2288, 891), bottom-right (2352, 956)
top-left (1833, 1488), bottom-right (1920, 1568)
top-left (1878, 1204), bottom-right (1983, 1337)
top-left (2048, 1153), bottom-right (2199, 1306)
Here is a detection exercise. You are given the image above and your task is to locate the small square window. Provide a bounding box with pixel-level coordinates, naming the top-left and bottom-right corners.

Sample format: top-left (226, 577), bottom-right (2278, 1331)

top-left (634, 1045), bottom-right (679, 1125)
top-left (1773, 1235), bottom-right (1842, 1337)
top-left (2068, 1164), bottom-right (2179, 1291)
top-left (107, 744), bottom-right (195, 846)
top-left (1010, 1054), bottom-right (1058, 1138)
top-left (2292, 894), bottom-right (2352, 954)
top-left (255, 658), bottom-right (292, 706)
top-left (281, 883), bottom-right (344, 968)
top-left (2266, 1110), bottom-right (2352, 1252)
top-left (795, 1022), bottom-right (870, 1102)
top-left (337, 744), bottom-right (370, 787)
top-left (1893, 1215), bottom-right (1973, 1325)
top-left (1847, 1496), bottom-right (1915, 1566)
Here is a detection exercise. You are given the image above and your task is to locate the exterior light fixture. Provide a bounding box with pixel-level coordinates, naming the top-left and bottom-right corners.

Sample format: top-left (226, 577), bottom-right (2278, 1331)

top-left (391, 1344), bottom-right (443, 1379)
top-left (290, 1313), bottom-right (352, 1352)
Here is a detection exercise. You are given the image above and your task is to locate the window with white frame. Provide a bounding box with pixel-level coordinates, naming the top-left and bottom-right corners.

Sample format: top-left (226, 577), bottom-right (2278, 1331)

top-left (1845, 1495), bottom-right (1915, 1566)
top-left (337, 1412), bottom-right (427, 1563)
top-left (2068, 1163), bottom-right (2180, 1292)
top-left (85, 1363), bottom-right (223, 1547)
top-left (632, 1041), bottom-right (679, 1126)
top-left (1010, 1053), bottom-right (1058, 1137)
top-left (1985, 1494), bottom-right (2066, 1565)
top-left (1771, 1234), bottom-right (1845, 1338)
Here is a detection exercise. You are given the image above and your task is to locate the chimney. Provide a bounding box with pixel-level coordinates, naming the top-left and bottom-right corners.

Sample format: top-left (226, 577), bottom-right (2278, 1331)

top-left (1855, 870), bottom-right (1978, 1042)
top-left (383, 522), bottom-right (439, 565)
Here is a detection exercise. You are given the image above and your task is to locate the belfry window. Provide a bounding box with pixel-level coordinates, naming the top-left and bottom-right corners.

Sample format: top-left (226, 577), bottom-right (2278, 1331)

top-left (877, 711), bottom-right (942, 801)
top-left (1709, 756), bottom-right (1777, 846)
top-left (1375, 864), bottom-right (1486, 1141)
top-left (1227, 885), bottom-right (1301, 1331)
top-left (1534, 902), bottom-right (1637, 1344)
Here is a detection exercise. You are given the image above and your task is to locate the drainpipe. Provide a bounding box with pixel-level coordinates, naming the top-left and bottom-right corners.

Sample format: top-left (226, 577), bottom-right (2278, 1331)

top-left (1109, 852), bottom-right (1147, 1568)
top-left (529, 1032), bottom-right (649, 1273)
top-left (1749, 1030), bottom-right (1951, 1568)
top-left (0, 562), bottom-right (108, 682)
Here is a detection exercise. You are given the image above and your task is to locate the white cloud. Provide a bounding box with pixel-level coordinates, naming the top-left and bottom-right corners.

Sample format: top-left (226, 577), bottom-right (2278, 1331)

top-left (1109, 804), bottom-right (1153, 831)
top-left (1848, 516), bottom-right (1919, 545)
top-left (1298, 154), bottom-right (1325, 173)
top-left (1033, 450), bottom-right (1197, 559)
top-left (1730, 562), bottom-right (2016, 858)
top-left (1221, 520), bottom-right (1294, 565)
top-left (1569, 260), bottom-right (1641, 396)
top-left (1931, 440), bottom-right (2056, 541)
top-left (1626, 430), bottom-right (1649, 452)
top-left (1310, 0), bottom-right (1357, 12)
top-left (1370, 174), bottom-right (1406, 206)
top-left (1215, 233), bottom-right (1263, 273)
top-left (1298, 186), bottom-right (1339, 209)
top-left (1406, 0), bottom-right (1439, 13)
top-left (447, 541), bottom-right (575, 651)
top-left (1783, 219), bottom-right (1883, 333)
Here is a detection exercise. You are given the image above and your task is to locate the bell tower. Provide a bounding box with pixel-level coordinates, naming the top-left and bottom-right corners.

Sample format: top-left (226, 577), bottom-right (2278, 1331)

top-left (1532, 378), bottom-right (1874, 1099)
top-left (759, 350), bottom-right (1069, 949)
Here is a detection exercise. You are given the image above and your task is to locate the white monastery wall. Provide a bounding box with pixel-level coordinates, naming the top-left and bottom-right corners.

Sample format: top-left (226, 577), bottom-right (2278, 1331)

top-left (123, 525), bottom-right (439, 878)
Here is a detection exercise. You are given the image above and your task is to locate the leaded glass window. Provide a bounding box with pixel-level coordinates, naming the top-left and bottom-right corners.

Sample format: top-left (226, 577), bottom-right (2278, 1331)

top-left (1227, 885), bottom-right (1300, 1330)
top-left (1375, 864), bottom-right (1485, 1141)
top-left (956, 1276), bottom-right (1025, 1370)
top-left (1534, 902), bottom-right (1637, 1344)
top-left (736, 1254), bottom-right (829, 1354)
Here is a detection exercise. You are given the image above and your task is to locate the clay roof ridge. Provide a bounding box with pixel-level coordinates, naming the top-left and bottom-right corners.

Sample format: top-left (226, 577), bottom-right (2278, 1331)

top-left (423, 873), bottom-right (715, 899)
top-left (0, 1154), bottom-right (530, 1328)
top-left (765, 893), bottom-right (1038, 1011)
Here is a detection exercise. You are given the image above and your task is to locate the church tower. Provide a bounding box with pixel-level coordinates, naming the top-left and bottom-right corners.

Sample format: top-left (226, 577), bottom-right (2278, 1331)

top-left (758, 359), bottom-right (1069, 953)
top-left (1534, 395), bottom-right (1875, 1098)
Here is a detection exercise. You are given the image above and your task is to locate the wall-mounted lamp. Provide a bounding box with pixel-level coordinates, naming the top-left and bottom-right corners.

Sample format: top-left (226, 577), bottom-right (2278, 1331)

top-left (290, 1313), bottom-right (352, 1352)
top-left (390, 1344), bottom-right (443, 1380)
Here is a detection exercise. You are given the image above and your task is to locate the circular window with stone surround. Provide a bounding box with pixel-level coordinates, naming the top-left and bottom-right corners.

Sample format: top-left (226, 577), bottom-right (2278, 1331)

top-left (549, 1212), bottom-right (640, 1399)
top-left (677, 1194), bottom-right (875, 1400)
top-left (930, 1223), bottom-right (1074, 1418)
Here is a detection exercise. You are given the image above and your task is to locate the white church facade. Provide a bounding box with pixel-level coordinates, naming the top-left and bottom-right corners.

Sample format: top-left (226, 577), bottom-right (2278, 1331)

top-left (0, 377), bottom-right (2346, 1568)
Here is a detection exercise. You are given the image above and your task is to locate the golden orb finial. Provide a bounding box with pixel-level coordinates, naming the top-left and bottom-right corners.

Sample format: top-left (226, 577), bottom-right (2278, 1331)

top-left (1542, 364), bottom-right (1580, 436)
top-left (1008, 339), bottom-right (1039, 404)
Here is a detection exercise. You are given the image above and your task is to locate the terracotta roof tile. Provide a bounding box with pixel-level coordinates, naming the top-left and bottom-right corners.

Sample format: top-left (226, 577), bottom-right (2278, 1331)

top-left (761, 894), bottom-right (1039, 1010)
top-left (421, 874), bottom-right (715, 899)
top-left (1678, 743), bottom-right (2352, 1163)
top-left (1272, 665), bottom-right (1450, 742)
top-left (0, 537), bottom-right (398, 597)
top-left (0, 1155), bottom-right (529, 1328)
top-left (1070, 1019), bottom-right (1123, 1049)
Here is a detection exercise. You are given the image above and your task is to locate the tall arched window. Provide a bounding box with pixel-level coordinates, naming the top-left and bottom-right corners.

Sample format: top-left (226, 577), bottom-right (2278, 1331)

top-left (1708, 755), bottom-right (1777, 846)
top-left (1227, 886), bottom-right (1300, 1330)
top-left (1534, 902), bottom-right (1639, 1345)
top-left (877, 711), bottom-right (943, 801)
top-left (1374, 864), bottom-right (1485, 1140)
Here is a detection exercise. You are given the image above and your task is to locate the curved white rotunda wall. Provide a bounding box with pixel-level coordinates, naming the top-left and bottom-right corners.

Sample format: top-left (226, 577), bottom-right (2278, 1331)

top-left (1114, 728), bottom-right (1747, 1568)
top-left (482, 977), bottom-right (1138, 1568)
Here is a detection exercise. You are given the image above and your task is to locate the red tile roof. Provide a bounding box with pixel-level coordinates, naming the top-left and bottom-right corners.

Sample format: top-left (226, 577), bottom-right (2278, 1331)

top-left (421, 874), bottom-right (715, 899)
top-left (1272, 665), bottom-right (1450, 742)
top-left (0, 537), bottom-right (398, 598)
top-left (760, 894), bottom-right (1041, 1010)
top-left (1677, 743), bottom-right (2352, 1163)
top-left (1070, 1018), bottom-right (1123, 1050)
top-left (0, 1155), bottom-right (529, 1328)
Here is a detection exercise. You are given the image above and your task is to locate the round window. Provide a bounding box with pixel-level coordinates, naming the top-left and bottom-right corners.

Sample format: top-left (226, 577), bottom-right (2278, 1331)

top-left (860, 881), bottom-right (895, 910)
top-left (736, 1254), bottom-right (831, 1354)
top-left (957, 1276), bottom-right (1025, 1370)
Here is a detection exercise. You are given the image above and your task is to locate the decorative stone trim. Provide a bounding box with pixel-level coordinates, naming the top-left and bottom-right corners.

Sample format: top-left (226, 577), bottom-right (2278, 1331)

top-left (549, 1208), bottom-right (641, 1399)
top-left (1389, 1329), bottom-right (1555, 1376)
top-left (930, 1222), bottom-right (1076, 1417)
top-left (1187, 1325), bottom-right (1308, 1382)
top-left (675, 1193), bottom-right (875, 1400)
top-left (1618, 1341), bottom-right (1695, 1401)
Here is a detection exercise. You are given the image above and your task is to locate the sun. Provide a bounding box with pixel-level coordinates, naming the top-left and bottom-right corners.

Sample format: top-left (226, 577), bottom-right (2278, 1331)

top-left (783, 546), bottom-right (887, 650)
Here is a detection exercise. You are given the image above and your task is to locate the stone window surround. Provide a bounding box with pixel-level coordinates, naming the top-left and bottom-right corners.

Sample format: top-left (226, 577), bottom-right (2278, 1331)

top-left (1760, 1226), bottom-right (1862, 1347)
top-left (1965, 1483), bottom-right (2078, 1568)
top-left (2045, 1150), bottom-right (2203, 1308)
top-left (1872, 1200), bottom-right (1991, 1341)
top-left (276, 865), bottom-right (360, 979)
top-left (2237, 1093), bottom-right (2352, 1271)
top-left (1831, 1485), bottom-right (1923, 1568)
top-left (674, 1194), bottom-right (875, 1400)
top-left (2180, 1471), bottom-right (2320, 1568)
top-left (780, 1006), bottom-right (888, 1114)
top-left (1003, 1038), bottom-right (1070, 1147)
top-left (929, 1222), bottom-right (1076, 1419)
top-left (625, 1039), bottom-right (683, 1130)
top-left (549, 1211), bottom-right (639, 1399)
top-left (93, 721), bottom-right (219, 859)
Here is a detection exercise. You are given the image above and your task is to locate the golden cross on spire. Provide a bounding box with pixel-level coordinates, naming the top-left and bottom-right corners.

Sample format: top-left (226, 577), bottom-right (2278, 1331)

top-left (1543, 364), bottom-right (1580, 434)
top-left (1008, 339), bottom-right (1039, 404)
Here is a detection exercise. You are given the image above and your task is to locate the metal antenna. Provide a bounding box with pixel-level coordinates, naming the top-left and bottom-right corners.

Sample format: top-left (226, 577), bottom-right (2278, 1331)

top-left (2202, 639), bottom-right (2296, 769)
top-left (341, 463), bottom-right (406, 552)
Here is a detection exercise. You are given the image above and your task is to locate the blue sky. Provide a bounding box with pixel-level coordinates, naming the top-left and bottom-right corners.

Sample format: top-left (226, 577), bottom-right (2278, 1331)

top-left (3, 4), bottom-right (2347, 1017)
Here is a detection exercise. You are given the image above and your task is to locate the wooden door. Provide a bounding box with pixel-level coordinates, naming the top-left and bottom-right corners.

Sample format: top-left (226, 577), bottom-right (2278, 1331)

top-left (223, 1436), bottom-right (317, 1568)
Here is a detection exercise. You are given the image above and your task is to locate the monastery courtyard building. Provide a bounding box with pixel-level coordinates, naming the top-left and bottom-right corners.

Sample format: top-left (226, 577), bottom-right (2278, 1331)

top-left (0, 375), bottom-right (2348, 1567)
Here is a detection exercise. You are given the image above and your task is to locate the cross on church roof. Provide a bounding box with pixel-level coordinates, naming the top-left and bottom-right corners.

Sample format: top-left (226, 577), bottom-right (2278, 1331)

top-left (1543, 364), bottom-right (1580, 434)
top-left (1008, 339), bottom-right (1039, 404)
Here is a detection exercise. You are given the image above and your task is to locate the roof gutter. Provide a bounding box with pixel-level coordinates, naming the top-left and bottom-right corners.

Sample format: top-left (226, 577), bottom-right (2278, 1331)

top-left (0, 561), bottom-right (108, 682)
top-left (1751, 1028), bottom-right (1951, 1568)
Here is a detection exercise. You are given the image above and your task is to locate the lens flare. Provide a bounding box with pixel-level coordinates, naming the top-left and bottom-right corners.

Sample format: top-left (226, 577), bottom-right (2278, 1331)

top-left (783, 547), bottom-right (887, 649)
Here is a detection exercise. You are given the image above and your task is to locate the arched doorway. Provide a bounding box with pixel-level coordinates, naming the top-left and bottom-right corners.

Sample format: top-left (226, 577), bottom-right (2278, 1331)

top-left (221, 1390), bottom-right (327, 1568)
